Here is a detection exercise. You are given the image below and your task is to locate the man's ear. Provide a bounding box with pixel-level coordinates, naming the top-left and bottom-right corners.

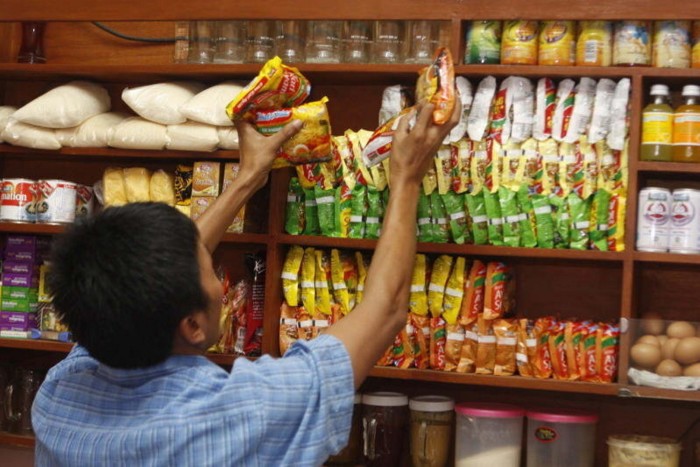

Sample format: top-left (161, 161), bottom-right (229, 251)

top-left (177, 312), bottom-right (207, 346)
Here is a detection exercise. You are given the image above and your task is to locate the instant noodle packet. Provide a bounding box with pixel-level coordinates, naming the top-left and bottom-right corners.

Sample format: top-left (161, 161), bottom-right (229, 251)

top-left (430, 192), bottom-right (450, 243)
top-left (342, 252), bottom-right (358, 312)
top-left (302, 188), bottom-right (320, 235)
top-left (300, 248), bottom-right (316, 314)
top-left (476, 314), bottom-right (496, 375)
top-left (409, 254), bottom-right (429, 316)
top-left (417, 191), bottom-right (434, 243)
top-left (415, 47), bottom-right (456, 125)
top-left (315, 185), bottom-right (336, 237)
top-left (330, 249), bottom-right (350, 314)
top-left (284, 177), bottom-right (305, 235)
top-left (488, 79), bottom-right (510, 144)
top-left (348, 184), bottom-right (367, 239)
top-left (281, 245), bottom-right (304, 306)
top-left (444, 323), bottom-right (465, 372)
top-left (397, 319), bottom-right (417, 369)
top-left (334, 181), bottom-right (352, 238)
top-left (279, 303), bottom-right (299, 356)
top-left (465, 191), bottom-right (489, 245)
top-left (365, 187), bottom-right (384, 240)
top-left (442, 256), bottom-right (466, 324)
top-left (429, 255), bottom-right (453, 317)
top-left (355, 252), bottom-right (369, 304)
top-left (494, 319), bottom-right (518, 376)
top-left (411, 313), bottom-right (431, 369)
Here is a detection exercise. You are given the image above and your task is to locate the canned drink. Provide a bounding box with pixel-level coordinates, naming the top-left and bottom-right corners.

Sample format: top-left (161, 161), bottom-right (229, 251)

top-left (636, 187), bottom-right (672, 252)
top-left (35, 179), bottom-right (77, 225)
top-left (75, 185), bottom-right (95, 218)
top-left (0, 179), bottom-right (37, 223)
top-left (669, 188), bottom-right (700, 254)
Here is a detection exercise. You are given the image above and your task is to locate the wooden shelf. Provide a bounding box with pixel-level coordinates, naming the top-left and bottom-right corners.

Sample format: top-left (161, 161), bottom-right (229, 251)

top-left (618, 385), bottom-right (700, 402)
top-left (454, 64), bottom-right (640, 79)
top-left (0, 144), bottom-right (239, 161)
top-left (0, 223), bottom-right (64, 235)
top-left (0, 432), bottom-right (35, 448)
top-left (634, 251), bottom-right (700, 265)
top-left (369, 366), bottom-right (620, 396)
top-left (278, 234), bottom-right (625, 262)
top-left (637, 161), bottom-right (700, 175)
top-left (220, 233), bottom-right (269, 246)
top-left (0, 338), bottom-right (73, 352)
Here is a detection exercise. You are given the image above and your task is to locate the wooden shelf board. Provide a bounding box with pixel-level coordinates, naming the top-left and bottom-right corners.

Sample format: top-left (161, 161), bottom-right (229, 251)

top-left (0, 338), bottom-right (73, 352)
top-left (0, 144), bottom-right (239, 161)
top-left (454, 64), bottom-right (639, 79)
top-left (619, 385), bottom-right (700, 402)
top-left (205, 353), bottom-right (238, 365)
top-left (278, 234), bottom-right (625, 262)
top-left (634, 251), bottom-right (700, 265)
top-left (0, 223), bottom-right (64, 235)
top-left (637, 161), bottom-right (700, 175)
top-left (0, 432), bottom-right (35, 448)
top-left (369, 366), bottom-right (620, 396)
top-left (220, 233), bottom-right (269, 246)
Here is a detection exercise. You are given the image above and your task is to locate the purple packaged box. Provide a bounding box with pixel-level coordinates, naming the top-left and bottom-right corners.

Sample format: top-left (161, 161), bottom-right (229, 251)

top-left (2, 261), bottom-right (38, 275)
top-left (0, 311), bottom-right (37, 326)
top-left (1, 272), bottom-right (39, 288)
top-left (5, 235), bottom-right (38, 251)
top-left (0, 323), bottom-right (35, 332)
top-left (4, 250), bottom-right (37, 263)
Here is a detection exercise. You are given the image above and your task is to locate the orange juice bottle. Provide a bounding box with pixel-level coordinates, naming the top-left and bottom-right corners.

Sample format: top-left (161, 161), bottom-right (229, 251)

top-left (640, 84), bottom-right (673, 161)
top-left (672, 85), bottom-right (700, 162)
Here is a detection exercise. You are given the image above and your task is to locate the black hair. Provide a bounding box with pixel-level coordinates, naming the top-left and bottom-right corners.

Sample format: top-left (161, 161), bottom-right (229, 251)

top-left (47, 202), bottom-right (207, 368)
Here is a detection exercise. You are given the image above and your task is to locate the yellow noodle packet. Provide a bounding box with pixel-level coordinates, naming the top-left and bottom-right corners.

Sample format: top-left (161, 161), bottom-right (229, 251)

top-left (281, 246), bottom-right (304, 306)
top-left (334, 135), bottom-right (357, 191)
top-left (428, 255), bottom-right (453, 318)
top-left (558, 142), bottom-right (576, 197)
top-left (342, 252), bottom-right (358, 312)
top-left (409, 254), bottom-right (429, 316)
top-left (442, 256), bottom-right (466, 325)
top-left (485, 138), bottom-right (502, 193)
top-left (346, 129), bottom-right (374, 187)
top-left (470, 140), bottom-right (488, 195)
top-left (436, 145), bottom-right (453, 195)
top-left (330, 249), bottom-right (350, 314)
top-left (539, 138), bottom-right (559, 196)
top-left (300, 247), bottom-right (316, 313)
top-left (355, 251), bottom-right (368, 305)
top-left (454, 139), bottom-right (472, 194)
top-left (314, 250), bottom-right (332, 316)
top-left (580, 136), bottom-right (598, 200)
top-left (422, 161), bottom-right (438, 195)
top-left (501, 141), bottom-right (522, 190)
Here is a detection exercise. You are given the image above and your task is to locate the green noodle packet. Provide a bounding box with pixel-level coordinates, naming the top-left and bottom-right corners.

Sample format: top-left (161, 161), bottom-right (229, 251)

top-left (430, 192), bottom-right (450, 243)
top-left (302, 188), bottom-right (320, 236)
top-left (568, 193), bottom-right (591, 250)
top-left (497, 186), bottom-right (521, 248)
top-left (465, 191), bottom-right (489, 245)
top-left (482, 189), bottom-right (504, 246)
top-left (284, 177), bottom-right (304, 235)
top-left (417, 191), bottom-right (434, 243)
top-left (334, 182), bottom-right (352, 238)
top-left (549, 194), bottom-right (570, 249)
top-left (441, 191), bottom-right (469, 244)
top-left (349, 184), bottom-right (367, 239)
top-left (531, 194), bottom-right (554, 249)
top-left (365, 187), bottom-right (385, 240)
top-left (516, 186), bottom-right (538, 248)
top-left (589, 189), bottom-right (611, 251)
top-left (314, 185), bottom-right (336, 237)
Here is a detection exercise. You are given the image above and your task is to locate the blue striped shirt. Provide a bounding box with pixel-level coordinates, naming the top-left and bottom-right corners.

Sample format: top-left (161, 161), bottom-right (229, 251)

top-left (32, 334), bottom-right (354, 466)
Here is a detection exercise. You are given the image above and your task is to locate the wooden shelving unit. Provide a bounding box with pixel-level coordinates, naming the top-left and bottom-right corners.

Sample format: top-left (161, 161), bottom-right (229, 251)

top-left (0, 433), bottom-right (35, 448)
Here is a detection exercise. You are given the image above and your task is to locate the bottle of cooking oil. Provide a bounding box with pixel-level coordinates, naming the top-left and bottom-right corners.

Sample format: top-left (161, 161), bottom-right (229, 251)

top-left (640, 84), bottom-right (673, 161)
top-left (672, 85), bottom-right (700, 162)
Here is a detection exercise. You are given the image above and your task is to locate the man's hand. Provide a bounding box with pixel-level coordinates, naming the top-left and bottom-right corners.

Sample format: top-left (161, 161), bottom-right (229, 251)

top-left (389, 100), bottom-right (461, 188)
top-left (235, 119), bottom-right (303, 191)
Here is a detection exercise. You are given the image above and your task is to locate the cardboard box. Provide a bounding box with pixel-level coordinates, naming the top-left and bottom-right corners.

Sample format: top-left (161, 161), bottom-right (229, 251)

top-left (1, 297), bottom-right (39, 313)
top-left (2, 286), bottom-right (39, 301)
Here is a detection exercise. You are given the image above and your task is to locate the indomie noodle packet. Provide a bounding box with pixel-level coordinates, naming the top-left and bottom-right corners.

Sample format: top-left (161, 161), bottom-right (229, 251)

top-left (284, 177), bottom-right (305, 235)
top-left (428, 255), bottom-right (453, 318)
top-left (281, 245), bottom-right (304, 306)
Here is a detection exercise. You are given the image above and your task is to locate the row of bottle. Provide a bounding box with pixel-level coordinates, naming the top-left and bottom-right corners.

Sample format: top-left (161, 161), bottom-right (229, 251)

top-left (641, 84), bottom-right (700, 162)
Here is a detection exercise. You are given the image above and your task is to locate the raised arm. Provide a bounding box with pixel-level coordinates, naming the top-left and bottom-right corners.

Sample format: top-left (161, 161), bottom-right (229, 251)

top-left (195, 119), bottom-right (302, 254)
top-left (326, 102), bottom-right (460, 388)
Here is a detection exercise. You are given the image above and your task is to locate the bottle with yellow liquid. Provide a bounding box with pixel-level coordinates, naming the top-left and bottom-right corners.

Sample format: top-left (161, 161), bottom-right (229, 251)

top-left (576, 21), bottom-right (612, 66)
top-left (641, 85), bottom-right (674, 161)
top-left (672, 85), bottom-right (700, 162)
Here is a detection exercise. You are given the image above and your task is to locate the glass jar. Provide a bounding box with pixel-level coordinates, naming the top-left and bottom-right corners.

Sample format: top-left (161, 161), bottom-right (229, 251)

top-left (362, 391), bottom-right (409, 467)
top-left (409, 395), bottom-right (454, 467)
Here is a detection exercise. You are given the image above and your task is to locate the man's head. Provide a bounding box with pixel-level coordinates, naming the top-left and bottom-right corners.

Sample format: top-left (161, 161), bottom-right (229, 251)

top-left (48, 202), bottom-right (221, 368)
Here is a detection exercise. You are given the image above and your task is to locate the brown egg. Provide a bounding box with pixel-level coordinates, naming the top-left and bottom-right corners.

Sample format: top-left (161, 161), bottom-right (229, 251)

top-left (636, 335), bottom-right (660, 347)
top-left (662, 338), bottom-right (680, 360)
top-left (641, 313), bottom-right (666, 335)
top-left (656, 359), bottom-right (683, 377)
top-left (657, 335), bottom-right (669, 347)
top-left (674, 337), bottom-right (700, 365)
top-left (667, 321), bottom-right (696, 339)
top-left (631, 343), bottom-right (663, 369)
top-left (683, 363), bottom-right (700, 377)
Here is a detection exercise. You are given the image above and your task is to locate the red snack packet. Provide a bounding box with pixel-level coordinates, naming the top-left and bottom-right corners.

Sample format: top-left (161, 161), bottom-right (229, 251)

top-left (415, 47), bottom-right (456, 125)
top-left (532, 317), bottom-right (553, 379)
top-left (411, 314), bottom-right (431, 370)
top-left (459, 260), bottom-right (486, 327)
top-left (243, 254), bottom-right (266, 356)
top-left (429, 316), bottom-right (447, 370)
top-left (595, 323), bottom-right (620, 383)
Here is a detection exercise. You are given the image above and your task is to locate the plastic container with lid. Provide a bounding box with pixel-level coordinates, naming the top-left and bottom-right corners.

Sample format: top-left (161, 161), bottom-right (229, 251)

top-left (526, 409), bottom-right (599, 467)
top-left (455, 402), bottom-right (524, 467)
top-left (362, 392), bottom-right (409, 467)
top-left (608, 435), bottom-right (681, 467)
top-left (409, 395), bottom-right (454, 467)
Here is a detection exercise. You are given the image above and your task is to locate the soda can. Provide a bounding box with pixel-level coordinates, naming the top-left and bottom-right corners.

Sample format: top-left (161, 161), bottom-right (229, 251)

top-left (35, 179), bottom-right (77, 225)
top-left (0, 179), bottom-right (37, 223)
top-left (669, 188), bottom-right (700, 254)
top-left (636, 187), bottom-right (671, 252)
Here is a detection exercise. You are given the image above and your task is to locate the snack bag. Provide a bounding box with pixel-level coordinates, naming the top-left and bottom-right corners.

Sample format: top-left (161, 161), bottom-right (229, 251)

top-left (595, 323), bottom-right (619, 383)
top-left (485, 138), bottom-right (502, 194)
top-left (300, 248), bottom-right (316, 314)
top-left (453, 139), bottom-right (472, 194)
top-left (254, 98), bottom-right (332, 168)
top-left (314, 184), bottom-right (336, 237)
top-left (581, 322), bottom-right (600, 381)
top-left (516, 318), bottom-right (536, 377)
top-left (334, 180), bottom-right (352, 238)
top-left (457, 322), bottom-right (479, 373)
top-left (297, 307), bottom-right (314, 341)
top-left (475, 314), bottom-right (496, 375)
top-left (279, 303), bottom-right (298, 356)
top-left (335, 134), bottom-right (357, 191)
top-left (411, 314), bottom-right (431, 369)
top-left (428, 255), bottom-right (453, 317)
top-left (397, 320), bottom-right (417, 369)
top-left (563, 77), bottom-right (596, 143)
top-left (588, 78), bottom-right (616, 144)
top-left (442, 257), bottom-right (466, 324)
top-left (348, 184), bottom-right (367, 239)
top-left (442, 191), bottom-right (468, 244)
top-left (483, 189), bottom-right (504, 246)
top-left (548, 320), bottom-right (570, 380)
top-left (493, 319), bottom-right (518, 376)
top-left (465, 191), bottom-right (489, 245)
top-left (589, 188), bottom-right (611, 251)
top-left (378, 85), bottom-right (414, 125)
top-left (330, 249), bottom-right (350, 314)
top-left (549, 194), bottom-right (571, 249)
top-left (488, 79), bottom-right (510, 144)
top-left (362, 107), bottom-right (415, 168)
top-left (365, 186), bottom-right (384, 240)
top-left (551, 79), bottom-right (576, 142)
top-left (355, 252), bottom-right (369, 304)
top-left (531, 194), bottom-right (555, 248)
top-left (532, 317), bottom-right (553, 379)
top-left (423, 162), bottom-right (439, 196)
top-left (568, 192), bottom-right (591, 250)
top-left (534, 77), bottom-right (555, 141)
top-left (470, 140), bottom-right (488, 195)
top-left (444, 323), bottom-right (465, 372)
top-left (606, 190), bottom-right (626, 252)
top-left (565, 321), bottom-right (584, 381)
top-left (509, 77), bottom-right (535, 143)
top-left (447, 77), bottom-right (473, 143)
top-left (347, 129), bottom-right (374, 185)
top-left (467, 76), bottom-right (497, 141)
top-left (606, 78), bottom-right (630, 151)
top-left (483, 262), bottom-right (513, 320)
top-left (429, 316), bottom-right (447, 370)
top-left (415, 47), bottom-right (456, 125)
top-left (436, 145), bottom-right (455, 195)
top-left (459, 260), bottom-right (486, 327)
top-left (498, 186), bottom-right (521, 247)
top-left (430, 192), bottom-right (450, 243)
top-left (302, 188), bottom-right (320, 236)
top-left (284, 177), bottom-right (305, 235)
top-left (226, 57), bottom-right (310, 120)
top-left (281, 245), bottom-right (304, 306)
top-left (174, 164), bottom-right (193, 208)
top-left (409, 254), bottom-right (429, 316)
top-left (342, 252), bottom-right (359, 312)
top-left (417, 191), bottom-right (434, 243)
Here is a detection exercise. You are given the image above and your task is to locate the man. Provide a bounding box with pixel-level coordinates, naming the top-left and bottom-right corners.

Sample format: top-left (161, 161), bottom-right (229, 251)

top-left (32, 101), bottom-right (459, 466)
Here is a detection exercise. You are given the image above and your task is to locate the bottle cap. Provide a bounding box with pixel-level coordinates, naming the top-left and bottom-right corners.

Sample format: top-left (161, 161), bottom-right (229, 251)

top-left (650, 84), bottom-right (669, 96)
top-left (682, 85), bottom-right (700, 97)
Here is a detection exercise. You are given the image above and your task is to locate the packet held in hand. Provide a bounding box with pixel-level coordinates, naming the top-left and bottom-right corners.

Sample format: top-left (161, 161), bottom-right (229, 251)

top-left (415, 47), bottom-right (456, 125)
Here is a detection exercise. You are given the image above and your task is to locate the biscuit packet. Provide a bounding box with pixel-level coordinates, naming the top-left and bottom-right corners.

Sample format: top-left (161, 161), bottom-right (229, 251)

top-left (348, 184), bottom-right (367, 239)
top-left (226, 56), bottom-right (310, 120)
top-left (476, 314), bottom-right (496, 375)
top-left (335, 180), bottom-right (352, 238)
top-left (409, 254), bottom-right (429, 316)
top-left (281, 245), bottom-right (304, 306)
top-left (429, 316), bottom-right (447, 370)
top-left (411, 313), bottom-right (431, 369)
top-left (459, 260), bottom-right (486, 327)
top-left (516, 318), bottom-right (536, 377)
top-left (457, 322), bottom-right (479, 373)
top-left (444, 323), bottom-right (465, 372)
top-left (415, 47), bottom-right (456, 125)
top-left (442, 191), bottom-right (469, 244)
top-left (302, 188), bottom-right (320, 236)
top-left (300, 248), bottom-right (316, 314)
top-left (465, 191), bottom-right (489, 245)
top-left (442, 256), bottom-right (466, 324)
top-left (355, 252), bottom-right (369, 305)
top-left (315, 185), bottom-right (336, 237)
top-left (279, 303), bottom-right (299, 356)
top-left (430, 192), bottom-right (450, 243)
top-left (365, 187), bottom-right (384, 240)
top-left (532, 317), bottom-right (554, 379)
top-left (493, 319), bottom-right (518, 376)
top-left (284, 177), bottom-right (305, 235)
top-left (417, 191), bottom-right (434, 243)
top-left (428, 255), bottom-right (453, 318)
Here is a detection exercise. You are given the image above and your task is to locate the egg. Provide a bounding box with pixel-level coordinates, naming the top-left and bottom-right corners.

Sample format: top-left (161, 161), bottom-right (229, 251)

top-left (667, 321), bottom-right (696, 339)
top-left (657, 335), bottom-right (669, 347)
top-left (674, 337), bottom-right (700, 365)
top-left (641, 313), bottom-right (666, 335)
top-left (656, 359), bottom-right (683, 377)
top-left (662, 338), bottom-right (680, 360)
top-left (630, 343), bottom-right (662, 369)
top-left (683, 363), bottom-right (700, 377)
top-left (636, 335), bottom-right (660, 347)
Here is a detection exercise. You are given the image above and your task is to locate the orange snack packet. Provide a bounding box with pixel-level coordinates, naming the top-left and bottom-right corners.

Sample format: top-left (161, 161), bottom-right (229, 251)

top-left (459, 260), bottom-right (486, 327)
top-left (483, 262), bottom-right (514, 320)
top-left (310, 309), bottom-right (330, 339)
top-left (398, 320), bottom-right (417, 369)
top-left (445, 323), bottom-right (465, 372)
top-left (580, 322), bottom-right (599, 381)
top-left (415, 47), bottom-right (456, 125)
top-left (493, 319), bottom-right (518, 376)
top-left (429, 316), bottom-right (447, 370)
top-left (532, 317), bottom-right (553, 379)
top-left (516, 318), bottom-right (536, 377)
top-left (411, 314), bottom-right (431, 370)
top-left (475, 314), bottom-right (496, 375)
top-left (279, 303), bottom-right (299, 356)
top-left (564, 321), bottom-right (582, 381)
top-left (548, 320), bottom-right (570, 380)
top-left (595, 323), bottom-right (620, 383)
top-left (296, 306), bottom-right (314, 341)
top-left (457, 322), bottom-right (479, 373)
